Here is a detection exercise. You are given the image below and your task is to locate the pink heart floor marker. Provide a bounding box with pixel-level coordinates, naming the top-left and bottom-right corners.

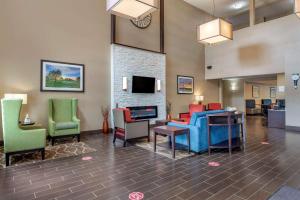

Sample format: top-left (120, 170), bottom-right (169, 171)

top-left (82, 156), bottom-right (93, 161)
top-left (208, 162), bottom-right (221, 167)
top-left (261, 142), bottom-right (270, 145)
top-left (129, 192), bottom-right (144, 200)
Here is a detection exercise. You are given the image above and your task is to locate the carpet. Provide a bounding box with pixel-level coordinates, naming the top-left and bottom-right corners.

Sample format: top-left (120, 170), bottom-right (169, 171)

top-left (134, 134), bottom-right (195, 160)
top-left (269, 186), bottom-right (300, 200)
top-left (0, 138), bottom-right (97, 168)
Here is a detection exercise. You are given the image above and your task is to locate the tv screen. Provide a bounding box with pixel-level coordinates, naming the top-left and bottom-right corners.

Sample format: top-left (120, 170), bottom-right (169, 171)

top-left (132, 76), bottom-right (155, 93)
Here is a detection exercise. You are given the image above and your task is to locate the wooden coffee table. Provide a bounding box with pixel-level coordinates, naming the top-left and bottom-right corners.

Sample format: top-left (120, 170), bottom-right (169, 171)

top-left (153, 125), bottom-right (190, 159)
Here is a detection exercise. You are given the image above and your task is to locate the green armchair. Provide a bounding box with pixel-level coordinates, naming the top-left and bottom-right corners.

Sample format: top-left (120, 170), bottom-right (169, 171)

top-left (1, 99), bottom-right (46, 166)
top-left (48, 98), bottom-right (80, 145)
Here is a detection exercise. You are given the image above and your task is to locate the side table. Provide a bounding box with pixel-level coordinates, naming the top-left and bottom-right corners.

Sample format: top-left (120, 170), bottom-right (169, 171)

top-left (153, 125), bottom-right (190, 159)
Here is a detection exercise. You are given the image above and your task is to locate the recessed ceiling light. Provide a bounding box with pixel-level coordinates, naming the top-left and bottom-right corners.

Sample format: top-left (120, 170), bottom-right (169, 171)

top-left (231, 1), bottom-right (247, 10)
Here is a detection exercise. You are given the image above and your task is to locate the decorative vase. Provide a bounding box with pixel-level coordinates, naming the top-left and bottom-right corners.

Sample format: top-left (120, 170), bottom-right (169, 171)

top-left (167, 114), bottom-right (172, 121)
top-left (102, 117), bottom-right (109, 134)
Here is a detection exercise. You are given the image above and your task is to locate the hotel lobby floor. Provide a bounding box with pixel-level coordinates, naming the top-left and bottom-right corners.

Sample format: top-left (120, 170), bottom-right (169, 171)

top-left (1, 116), bottom-right (300, 200)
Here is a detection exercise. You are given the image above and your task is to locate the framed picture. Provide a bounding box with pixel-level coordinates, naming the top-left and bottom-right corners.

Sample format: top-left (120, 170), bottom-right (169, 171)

top-left (252, 85), bottom-right (260, 98)
top-left (177, 75), bottom-right (194, 94)
top-left (41, 60), bottom-right (84, 92)
top-left (270, 87), bottom-right (276, 98)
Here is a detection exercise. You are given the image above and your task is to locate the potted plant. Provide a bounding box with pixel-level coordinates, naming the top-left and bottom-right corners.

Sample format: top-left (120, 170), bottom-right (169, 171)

top-left (166, 101), bottom-right (172, 121)
top-left (101, 106), bottom-right (110, 134)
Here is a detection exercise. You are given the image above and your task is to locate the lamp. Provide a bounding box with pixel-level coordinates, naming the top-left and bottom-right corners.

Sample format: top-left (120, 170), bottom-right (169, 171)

top-left (4, 93), bottom-right (31, 124)
top-left (292, 73), bottom-right (300, 89)
top-left (195, 95), bottom-right (204, 104)
top-left (107, 0), bottom-right (159, 19)
top-left (157, 80), bottom-right (161, 92)
top-left (295, 0), bottom-right (300, 18)
top-left (122, 77), bottom-right (128, 91)
top-left (197, 18), bottom-right (233, 45)
top-left (4, 93), bottom-right (27, 104)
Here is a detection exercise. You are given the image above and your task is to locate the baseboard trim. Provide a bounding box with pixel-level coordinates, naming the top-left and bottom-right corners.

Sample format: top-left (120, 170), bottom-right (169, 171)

top-left (0, 129), bottom-right (114, 146)
top-left (286, 126), bottom-right (300, 132)
top-left (81, 129), bottom-right (113, 135)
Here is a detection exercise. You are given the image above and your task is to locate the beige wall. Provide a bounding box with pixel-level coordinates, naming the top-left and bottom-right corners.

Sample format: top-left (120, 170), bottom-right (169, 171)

top-left (164, 0), bottom-right (219, 116)
top-left (0, 0), bottom-right (220, 140)
top-left (244, 83), bottom-right (277, 105)
top-left (0, 0), bottom-right (111, 140)
top-left (222, 79), bottom-right (245, 112)
top-left (277, 73), bottom-right (286, 99)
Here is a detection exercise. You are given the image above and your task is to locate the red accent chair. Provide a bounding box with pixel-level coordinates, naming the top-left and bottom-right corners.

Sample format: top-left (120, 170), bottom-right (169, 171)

top-left (207, 103), bottom-right (222, 111)
top-left (179, 104), bottom-right (206, 123)
top-left (112, 108), bottom-right (150, 147)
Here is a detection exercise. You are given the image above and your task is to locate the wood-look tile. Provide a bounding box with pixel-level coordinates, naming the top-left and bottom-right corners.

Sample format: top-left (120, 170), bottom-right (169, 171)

top-left (0, 116), bottom-right (299, 200)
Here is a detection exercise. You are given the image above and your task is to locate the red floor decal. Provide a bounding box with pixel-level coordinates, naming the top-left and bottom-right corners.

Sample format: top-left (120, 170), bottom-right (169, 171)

top-left (261, 142), bottom-right (270, 145)
top-left (129, 192), bottom-right (144, 200)
top-left (82, 156), bottom-right (93, 161)
top-left (208, 162), bottom-right (220, 167)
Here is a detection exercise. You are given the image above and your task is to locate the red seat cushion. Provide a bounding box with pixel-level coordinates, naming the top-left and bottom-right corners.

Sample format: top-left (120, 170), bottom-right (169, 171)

top-left (208, 103), bottom-right (222, 110)
top-left (124, 108), bottom-right (133, 122)
top-left (189, 104), bottom-right (205, 116)
top-left (170, 120), bottom-right (189, 125)
top-left (115, 128), bottom-right (125, 137)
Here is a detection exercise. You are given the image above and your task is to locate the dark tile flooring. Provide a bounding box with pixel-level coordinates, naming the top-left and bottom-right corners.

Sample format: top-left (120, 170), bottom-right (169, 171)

top-left (1, 116), bottom-right (300, 200)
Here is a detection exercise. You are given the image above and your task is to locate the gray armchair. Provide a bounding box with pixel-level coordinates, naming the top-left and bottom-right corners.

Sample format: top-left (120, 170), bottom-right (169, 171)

top-left (112, 108), bottom-right (150, 147)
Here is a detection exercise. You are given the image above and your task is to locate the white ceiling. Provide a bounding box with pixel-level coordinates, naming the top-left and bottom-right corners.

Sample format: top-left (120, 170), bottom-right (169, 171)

top-left (184, 0), bottom-right (291, 18)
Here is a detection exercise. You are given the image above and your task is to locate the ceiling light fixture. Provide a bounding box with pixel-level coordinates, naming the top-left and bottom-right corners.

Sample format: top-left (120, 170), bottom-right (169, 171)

top-left (197, 0), bottom-right (233, 45)
top-left (107, 0), bottom-right (159, 19)
top-left (295, 0), bottom-right (300, 18)
top-left (231, 1), bottom-right (246, 10)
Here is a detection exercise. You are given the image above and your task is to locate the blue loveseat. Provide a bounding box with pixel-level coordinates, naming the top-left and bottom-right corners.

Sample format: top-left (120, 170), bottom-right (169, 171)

top-left (168, 110), bottom-right (239, 153)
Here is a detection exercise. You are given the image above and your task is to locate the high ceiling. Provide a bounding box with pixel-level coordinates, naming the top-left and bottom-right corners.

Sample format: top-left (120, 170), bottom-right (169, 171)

top-left (184, 0), bottom-right (293, 18)
top-left (184, 0), bottom-right (294, 29)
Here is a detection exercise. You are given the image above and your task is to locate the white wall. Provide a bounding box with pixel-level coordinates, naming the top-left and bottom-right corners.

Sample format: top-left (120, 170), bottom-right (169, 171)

top-left (111, 44), bottom-right (166, 124)
top-left (205, 15), bottom-right (300, 80)
top-left (285, 44), bottom-right (300, 128)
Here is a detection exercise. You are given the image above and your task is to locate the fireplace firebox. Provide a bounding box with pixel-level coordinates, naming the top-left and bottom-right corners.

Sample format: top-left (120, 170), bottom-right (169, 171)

top-left (127, 106), bottom-right (158, 120)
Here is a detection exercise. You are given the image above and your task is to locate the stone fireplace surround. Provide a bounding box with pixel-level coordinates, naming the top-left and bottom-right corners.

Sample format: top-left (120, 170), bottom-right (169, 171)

top-left (111, 44), bottom-right (166, 124)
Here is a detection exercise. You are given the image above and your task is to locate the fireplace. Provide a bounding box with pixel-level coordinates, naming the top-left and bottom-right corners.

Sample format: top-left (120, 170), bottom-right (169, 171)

top-left (127, 106), bottom-right (158, 120)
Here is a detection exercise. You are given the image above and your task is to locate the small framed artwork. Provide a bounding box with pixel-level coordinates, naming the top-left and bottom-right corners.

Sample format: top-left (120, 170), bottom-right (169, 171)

top-left (270, 87), bottom-right (276, 98)
top-left (252, 85), bottom-right (260, 98)
top-left (177, 75), bottom-right (194, 94)
top-left (41, 60), bottom-right (85, 92)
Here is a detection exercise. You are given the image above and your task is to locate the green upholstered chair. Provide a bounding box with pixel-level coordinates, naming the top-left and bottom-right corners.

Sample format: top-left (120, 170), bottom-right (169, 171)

top-left (1, 99), bottom-right (46, 166)
top-left (48, 98), bottom-right (80, 145)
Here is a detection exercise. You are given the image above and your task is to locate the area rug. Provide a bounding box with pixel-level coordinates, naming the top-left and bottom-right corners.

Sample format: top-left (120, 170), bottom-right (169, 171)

top-left (268, 186), bottom-right (300, 200)
top-left (0, 138), bottom-right (97, 168)
top-left (134, 134), bottom-right (195, 160)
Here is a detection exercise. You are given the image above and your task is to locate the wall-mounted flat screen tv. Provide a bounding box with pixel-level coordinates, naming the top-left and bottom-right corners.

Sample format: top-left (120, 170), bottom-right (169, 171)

top-left (132, 76), bottom-right (155, 93)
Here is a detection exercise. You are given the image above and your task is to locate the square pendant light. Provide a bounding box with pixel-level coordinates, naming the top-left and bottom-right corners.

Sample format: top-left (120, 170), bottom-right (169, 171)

top-left (197, 18), bottom-right (233, 45)
top-left (295, 0), bottom-right (300, 18)
top-left (107, 0), bottom-right (159, 19)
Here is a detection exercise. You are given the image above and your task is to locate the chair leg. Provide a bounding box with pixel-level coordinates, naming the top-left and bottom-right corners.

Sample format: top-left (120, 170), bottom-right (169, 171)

top-left (5, 153), bottom-right (9, 167)
top-left (52, 138), bottom-right (55, 146)
top-left (41, 149), bottom-right (45, 160)
top-left (77, 135), bottom-right (80, 142)
top-left (113, 134), bottom-right (116, 144)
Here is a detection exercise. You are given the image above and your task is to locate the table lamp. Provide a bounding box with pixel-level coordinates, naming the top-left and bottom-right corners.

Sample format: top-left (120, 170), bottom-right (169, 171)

top-left (195, 95), bottom-right (204, 104)
top-left (4, 93), bottom-right (31, 124)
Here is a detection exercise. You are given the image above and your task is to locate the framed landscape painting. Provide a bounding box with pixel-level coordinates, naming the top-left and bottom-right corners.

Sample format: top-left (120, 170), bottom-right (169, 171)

top-left (270, 87), bottom-right (276, 98)
top-left (252, 85), bottom-right (260, 98)
top-left (177, 75), bottom-right (194, 94)
top-left (41, 60), bottom-right (84, 92)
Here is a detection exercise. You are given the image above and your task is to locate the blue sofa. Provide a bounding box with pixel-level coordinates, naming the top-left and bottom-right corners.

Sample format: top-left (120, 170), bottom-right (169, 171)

top-left (168, 110), bottom-right (240, 153)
